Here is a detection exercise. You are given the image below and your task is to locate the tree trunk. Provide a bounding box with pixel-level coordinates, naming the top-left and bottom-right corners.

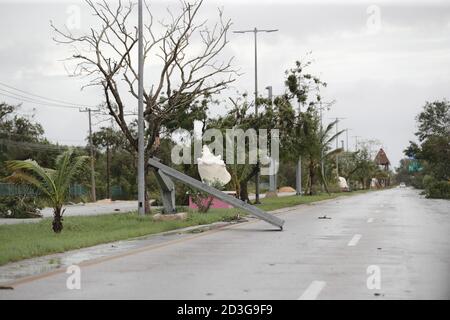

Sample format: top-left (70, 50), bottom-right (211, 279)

top-left (239, 164), bottom-right (259, 203)
top-left (309, 162), bottom-right (316, 195)
top-left (52, 207), bottom-right (64, 233)
top-left (319, 166), bottom-right (331, 195)
top-left (239, 180), bottom-right (250, 203)
top-left (232, 174), bottom-right (241, 200)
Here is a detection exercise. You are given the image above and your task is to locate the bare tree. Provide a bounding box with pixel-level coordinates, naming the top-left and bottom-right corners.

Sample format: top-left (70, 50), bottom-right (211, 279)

top-left (52, 0), bottom-right (237, 210)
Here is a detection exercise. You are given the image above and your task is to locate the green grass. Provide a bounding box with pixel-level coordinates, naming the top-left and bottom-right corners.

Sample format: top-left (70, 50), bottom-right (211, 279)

top-left (0, 210), bottom-right (241, 266)
top-left (256, 190), bottom-right (369, 211)
top-left (0, 190), bottom-right (369, 266)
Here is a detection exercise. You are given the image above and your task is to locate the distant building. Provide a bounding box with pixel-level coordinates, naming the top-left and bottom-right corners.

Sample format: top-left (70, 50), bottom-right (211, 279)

top-left (375, 148), bottom-right (390, 171)
top-left (374, 148), bottom-right (391, 186)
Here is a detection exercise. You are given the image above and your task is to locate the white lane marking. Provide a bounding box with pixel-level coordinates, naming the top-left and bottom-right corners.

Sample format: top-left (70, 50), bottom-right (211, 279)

top-left (298, 281), bottom-right (326, 300)
top-left (348, 234), bottom-right (362, 246)
top-left (367, 218), bottom-right (374, 223)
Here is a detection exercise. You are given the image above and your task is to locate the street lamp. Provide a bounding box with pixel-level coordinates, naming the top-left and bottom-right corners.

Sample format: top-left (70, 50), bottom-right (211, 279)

top-left (318, 100), bottom-right (334, 187)
top-left (233, 27), bottom-right (278, 204)
top-left (352, 135), bottom-right (361, 152)
top-left (344, 128), bottom-right (352, 152)
top-left (330, 117), bottom-right (346, 176)
top-left (137, 0), bottom-right (145, 215)
top-left (265, 86), bottom-right (277, 194)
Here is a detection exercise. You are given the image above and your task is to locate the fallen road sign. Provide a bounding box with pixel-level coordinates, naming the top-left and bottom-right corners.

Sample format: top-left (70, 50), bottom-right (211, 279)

top-left (148, 158), bottom-right (285, 230)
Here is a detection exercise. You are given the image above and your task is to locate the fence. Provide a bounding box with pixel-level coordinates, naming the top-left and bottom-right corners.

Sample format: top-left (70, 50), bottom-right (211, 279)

top-left (0, 183), bottom-right (88, 198)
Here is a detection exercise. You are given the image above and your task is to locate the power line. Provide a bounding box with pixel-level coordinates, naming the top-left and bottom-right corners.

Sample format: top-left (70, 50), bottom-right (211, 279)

top-left (1, 90), bottom-right (136, 118)
top-left (0, 82), bottom-right (96, 108)
top-left (0, 90), bottom-right (81, 110)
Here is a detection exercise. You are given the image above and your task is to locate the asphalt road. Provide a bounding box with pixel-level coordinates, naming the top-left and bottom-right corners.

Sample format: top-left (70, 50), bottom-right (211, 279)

top-left (1, 188), bottom-right (448, 299)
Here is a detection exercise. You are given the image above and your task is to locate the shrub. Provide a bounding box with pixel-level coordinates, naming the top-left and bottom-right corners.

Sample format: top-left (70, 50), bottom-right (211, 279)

top-left (189, 191), bottom-right (214, 213)
top-left (422, 175), bottom-right (435, 190)
top-left (0, 196), bottom-right (42, 218)
top-left (188, 180), bottom-right (224, 213)
top-left (426, 181), bottom-right (450, 199)
top-left (410, 174), bottom-right (425, 189)
top-left (327, 183), bottom-right (341, 193)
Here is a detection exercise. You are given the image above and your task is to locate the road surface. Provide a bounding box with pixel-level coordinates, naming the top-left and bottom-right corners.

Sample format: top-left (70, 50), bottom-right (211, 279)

top-left (1, 188), bottom-right (448, 299)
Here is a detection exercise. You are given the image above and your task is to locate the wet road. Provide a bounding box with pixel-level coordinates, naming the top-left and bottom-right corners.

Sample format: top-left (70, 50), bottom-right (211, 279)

top-left (1, 188), bottom-right (448, 299)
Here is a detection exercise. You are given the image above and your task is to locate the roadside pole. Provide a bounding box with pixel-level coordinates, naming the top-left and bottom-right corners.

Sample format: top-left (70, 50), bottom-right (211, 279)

top-left (137, 0), bottom-right (145, 215)
top-left (79, 108), bottom-right (98, 202)
top-left (296, 156), bottom-right (302, 195)
top-left (233, 27), bottom-right (278, 204)
top-left (266, 86), bottom-right (277, 194)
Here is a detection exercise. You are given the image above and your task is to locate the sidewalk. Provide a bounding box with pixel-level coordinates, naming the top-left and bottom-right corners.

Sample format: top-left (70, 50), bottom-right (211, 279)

top-left (0, 200), bottom-right (138, 225)
top-left (0, 191), bottom-right (297, 225)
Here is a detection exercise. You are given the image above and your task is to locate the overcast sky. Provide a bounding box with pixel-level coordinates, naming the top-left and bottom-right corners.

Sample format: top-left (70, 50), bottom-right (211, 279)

top-left (0, 0), bottom-right (449, 167)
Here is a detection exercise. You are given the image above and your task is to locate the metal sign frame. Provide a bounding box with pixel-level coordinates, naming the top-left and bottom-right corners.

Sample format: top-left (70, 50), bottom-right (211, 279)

top-left (148, 158), bottom-right (284, 230)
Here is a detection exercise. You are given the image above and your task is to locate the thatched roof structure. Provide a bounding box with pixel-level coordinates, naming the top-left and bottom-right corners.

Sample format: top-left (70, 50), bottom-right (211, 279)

top-left (375, 148), bottom-right (390, 166)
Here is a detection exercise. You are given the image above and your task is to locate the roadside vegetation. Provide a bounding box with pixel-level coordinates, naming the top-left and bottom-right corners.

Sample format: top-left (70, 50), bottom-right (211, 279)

top-left (397, 100), bottom-right (450, 199)
top-left (1, 1), bottom-right (396, 220)
top-left (0, 0), bottom-right (408, 265)
top-left (0, 191), bottom-right (368, 266)
top-left (0, 210), bottom-right (240, 266)
top-left (5, 149), bottom-right (88, 232)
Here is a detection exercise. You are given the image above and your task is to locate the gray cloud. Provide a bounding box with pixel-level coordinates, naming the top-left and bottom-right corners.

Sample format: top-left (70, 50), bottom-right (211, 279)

top-left (0, 1), bottom-right (449, 166)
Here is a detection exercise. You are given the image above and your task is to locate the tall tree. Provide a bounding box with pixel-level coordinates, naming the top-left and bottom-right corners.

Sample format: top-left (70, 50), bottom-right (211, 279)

top-left (405, 99), bottom-right (450, 182)
top-left (52, 0), bottom-right (237, 211)
top-left (415, 100), bottom-right (450, 142)
top-left (282, 58), bottom-right (336, 194)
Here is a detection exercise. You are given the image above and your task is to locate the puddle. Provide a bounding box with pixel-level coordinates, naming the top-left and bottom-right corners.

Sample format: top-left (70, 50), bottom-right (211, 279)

top-left (0, 222), bottom-right (229, 284)
top-left (0, 239), bottom-right (160, 284)
top-left (0, 220), bottom-right (238, 285)
top-left (60, 242), bottom-right (136, 266)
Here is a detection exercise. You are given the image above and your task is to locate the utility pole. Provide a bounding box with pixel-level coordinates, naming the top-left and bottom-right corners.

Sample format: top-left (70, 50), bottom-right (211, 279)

top-left (80, 107), bottom-right (99, 202)
top-left (296, 156), bottom-right (302, 196)
top-left (330, 117), bottom-right (346, 176)
top-left (137, 0), bottom-right (145, 215)
top-left (318, 100), bottom-right (333, 187)
top-left (319, 102), bottom-right (325, 188)
top-left (106, 117), bottom-right (113, 199)
top-left (345, 128), bottom-right (351, 152)
top-left (266, 86), bottom-right (277, 194)
top-left (353, 135), bottom-right (361, 151)
top-left (296, 101), bottom-right (303, 196)
top-left (233, 27), bottom-right (278, 204)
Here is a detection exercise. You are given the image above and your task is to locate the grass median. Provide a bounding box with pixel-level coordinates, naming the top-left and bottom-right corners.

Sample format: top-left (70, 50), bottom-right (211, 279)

top-left (0, 190), bottom-right (368, 266)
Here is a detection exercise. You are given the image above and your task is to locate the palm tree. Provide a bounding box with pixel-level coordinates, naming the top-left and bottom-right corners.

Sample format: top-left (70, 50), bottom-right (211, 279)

top-left (318, 120), bottom-right (345, 194)
top-left (299, 112), bottom-right (344, 195)
top-left (6, 149), bottom-right (88, 233)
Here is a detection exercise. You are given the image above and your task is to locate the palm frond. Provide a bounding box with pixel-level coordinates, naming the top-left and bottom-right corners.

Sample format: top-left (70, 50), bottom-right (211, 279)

top-left (324, 129), bottom-right (346, 146)
top-left (59, 155), bottom-right (89, 200)
top-left (6, 159), bottom-right (57, 195)
top-left (4, 171), bottom-right (53, 198)
top-left (6, 150), bottom-right (88, 209)
top-left (54, 149), bottom-right (74, 196)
